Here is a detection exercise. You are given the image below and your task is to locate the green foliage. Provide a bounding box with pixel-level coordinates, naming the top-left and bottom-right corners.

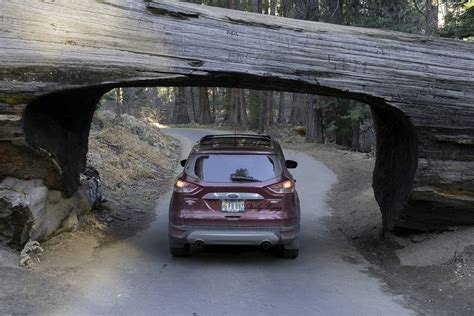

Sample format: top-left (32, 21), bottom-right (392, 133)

top-left (98, 89), bottom-right (116, 109)
top-left (439, 1), bottom-right (474, 39)
top-left (341, 103), bottom-right (372, 123)
top-left (319, 97), bottom-right (371, 145)
top-left (345, 0), bottom-right (434, 34)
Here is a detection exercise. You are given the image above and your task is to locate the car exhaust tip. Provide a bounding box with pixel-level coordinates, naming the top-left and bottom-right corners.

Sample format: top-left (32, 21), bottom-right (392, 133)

top-left (194, 240), bottom-right (205, 248)
top-left (261, 241), bottom-right (272, 250)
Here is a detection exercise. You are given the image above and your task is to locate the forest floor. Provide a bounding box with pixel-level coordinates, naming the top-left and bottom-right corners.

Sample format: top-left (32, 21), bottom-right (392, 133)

top-left (86, 110), bottom-right (180, 242)
top-left (285, 142), bottom-right (474, 315)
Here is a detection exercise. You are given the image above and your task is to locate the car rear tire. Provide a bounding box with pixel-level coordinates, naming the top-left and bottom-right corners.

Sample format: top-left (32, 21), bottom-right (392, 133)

top-left (279, 238), bottom-right (299, 259)
top-left (169, 245), bottom-right (190, 257)
top-left (279, 247), bottom-right (299, 259)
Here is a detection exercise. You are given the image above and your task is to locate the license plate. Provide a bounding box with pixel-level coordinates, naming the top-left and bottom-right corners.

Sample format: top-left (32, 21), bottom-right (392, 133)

top-left (221, 200), bottom-right (245, 212)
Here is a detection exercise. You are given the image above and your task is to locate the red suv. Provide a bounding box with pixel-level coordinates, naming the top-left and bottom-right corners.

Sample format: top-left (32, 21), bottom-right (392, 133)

top-left (168, 134), bottom-right (300, 258)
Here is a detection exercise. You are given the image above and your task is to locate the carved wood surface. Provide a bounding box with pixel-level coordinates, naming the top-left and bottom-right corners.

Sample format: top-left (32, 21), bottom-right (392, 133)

top-left (0, 0), bottom-right (473, 229)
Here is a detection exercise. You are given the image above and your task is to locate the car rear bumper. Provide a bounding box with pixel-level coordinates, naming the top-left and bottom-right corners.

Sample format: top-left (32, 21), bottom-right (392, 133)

top-left (169, 224), bottom-right (299, 247)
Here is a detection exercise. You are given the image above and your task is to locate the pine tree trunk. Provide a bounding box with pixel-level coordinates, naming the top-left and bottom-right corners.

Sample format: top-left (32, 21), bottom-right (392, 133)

top-left (171, 87), bottom-right (190, 124)
top-left (267, 91), bottom-right (273, 126)
top-left (185, 87), bottom-right (196, 122)
top-left (211, 88), bottom-right (216, 121)
top-left (351, 120), bottom-right (361, 151)
top-left (270, 0), bottom-right (276, 15)
top-left (426, 0), bottom-right (439, 35)
top-left (115, 88), bottom-right (123, 119)
top-left (197, 87), bottom-right (212, 124)
top-left (306, 0), bottom-right (320, 20)
top-left (229, 0), bottom-right (239, 10)
top-left (226, 88), bottom-right (235, 123)
top-left (238, 89), bottom-right (248, 128)
top-left (259, 91), bottom-right (269, 133)
top-left (151, 87), bottom-right (158, 109)
top-left (250, 0), bottom-right (259, 13)
top-left (288, 93), bottom-right (298, 124)
top-left (280, 0), bottom-right (290, 17)
top-left (305, 95), bottom-right (323, 143)
top-left (277, 92), bottom-right (285, 123)
top-left (327, 0), bottom-right (343, 24)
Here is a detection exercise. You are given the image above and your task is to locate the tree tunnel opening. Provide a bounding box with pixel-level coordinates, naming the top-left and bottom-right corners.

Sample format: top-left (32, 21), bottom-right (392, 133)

top-left (21, 80), bottom-right (419, 230)
top-left (24, 87), bottom-right (110, 196)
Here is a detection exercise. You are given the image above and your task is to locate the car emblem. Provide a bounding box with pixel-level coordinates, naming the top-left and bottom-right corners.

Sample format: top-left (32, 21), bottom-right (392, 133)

top-left (227, 193), bottom-right (240, 199)
top-left (185, 199), bottom-right (196, 205)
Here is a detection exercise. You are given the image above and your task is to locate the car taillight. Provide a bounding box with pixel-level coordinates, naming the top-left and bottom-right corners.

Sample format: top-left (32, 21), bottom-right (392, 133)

top-left (174, 179), bottom-right (200, 193)
top-left (267, 180), bottom-right (295, 194)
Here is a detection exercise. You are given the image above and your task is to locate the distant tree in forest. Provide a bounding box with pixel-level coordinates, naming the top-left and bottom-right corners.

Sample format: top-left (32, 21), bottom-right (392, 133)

top-left (171, 87), bottom-right (191, 124)
top-left (439, 1), bottom-right (474, 39)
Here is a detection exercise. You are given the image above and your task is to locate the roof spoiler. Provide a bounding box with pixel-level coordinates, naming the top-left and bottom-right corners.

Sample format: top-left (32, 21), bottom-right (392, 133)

top-left (200, 134), bottom-right (272, 141)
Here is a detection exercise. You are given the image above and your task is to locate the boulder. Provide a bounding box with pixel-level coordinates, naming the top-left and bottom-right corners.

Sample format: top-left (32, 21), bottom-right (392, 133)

top-left (0, 171), bottom-right (102, 249)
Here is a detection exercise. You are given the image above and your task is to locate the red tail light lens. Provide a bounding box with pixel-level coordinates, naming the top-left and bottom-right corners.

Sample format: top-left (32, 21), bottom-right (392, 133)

top-left (267, 180), bottom-right (295, 194)
top-left (174, 179), bottom-right (200, 193)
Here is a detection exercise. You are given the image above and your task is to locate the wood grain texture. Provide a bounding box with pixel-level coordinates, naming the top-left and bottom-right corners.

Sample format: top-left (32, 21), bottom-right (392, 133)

top-left (0, 0), bottom-right (473, 229)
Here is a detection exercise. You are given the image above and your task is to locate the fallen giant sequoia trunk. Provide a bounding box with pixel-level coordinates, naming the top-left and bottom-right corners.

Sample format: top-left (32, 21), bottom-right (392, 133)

top-left (0, 0), bottom-right (473, 231)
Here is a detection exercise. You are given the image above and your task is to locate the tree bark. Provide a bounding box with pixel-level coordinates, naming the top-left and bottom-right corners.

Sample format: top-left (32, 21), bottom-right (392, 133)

top-left (250, 0), bottom-right (259, 13)
top-left (171, 87), bottom-right (190, 124)
top-left (270, 0), bottom-right (276, 15)
top-left (305, 95), bottom-right (324, 143)
top-left (426, 0), bottom-right (439, 35)
top-left (238, 89), bottom-right (248, 128)
top-left (280, 0), bottom-right (291, 17)
top-left (306, 0), bottom-right (320, 20)
top-left (197, 87), bottom-right (212, 124)
top-left (288, 93), bottom-right (305, 125)
top-left (115, 88), bottom-right (123, 119)
top-left (351, 120), bottom-right (360, 151)
top-left (211, 87), bottom-right (216, 121)
top-left (185, 87), bottom-right (196, 122)
top-left (266, 91), bottom-right (273, 126)
top-left (277, 92), bottom-right (285, 124)
top-left (327, 0), bottom-right (344, 24)
top-left (259, 91), bottom-right (269, 133)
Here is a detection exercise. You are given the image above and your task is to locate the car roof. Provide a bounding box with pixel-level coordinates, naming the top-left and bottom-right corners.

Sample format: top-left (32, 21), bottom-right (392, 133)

top-left (190, 134), bottom-right (279, 154)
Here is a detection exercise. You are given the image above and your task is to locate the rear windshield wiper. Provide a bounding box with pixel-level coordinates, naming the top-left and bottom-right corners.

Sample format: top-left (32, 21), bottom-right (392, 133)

top-left (230, 174), bottom-right (260, 182)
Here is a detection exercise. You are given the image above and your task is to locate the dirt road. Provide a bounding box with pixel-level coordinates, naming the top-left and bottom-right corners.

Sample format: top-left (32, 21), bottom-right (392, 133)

top-left (36, 128), bottom-right (410, 315)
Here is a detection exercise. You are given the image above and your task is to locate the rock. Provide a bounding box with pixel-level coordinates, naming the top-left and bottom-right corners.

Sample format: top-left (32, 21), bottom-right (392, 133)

top-left (0, 172), bottom-right (103, 249)
top-left (0, 178), bottom-right (48, 248)
top-left (0, 244), bottom-right (20, 269)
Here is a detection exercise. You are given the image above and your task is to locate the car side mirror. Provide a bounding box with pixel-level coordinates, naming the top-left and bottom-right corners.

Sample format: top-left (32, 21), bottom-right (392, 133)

top-left (285, 160), bottom-right (298, 169)
top-left (180, 159), bottom-right (187, 167)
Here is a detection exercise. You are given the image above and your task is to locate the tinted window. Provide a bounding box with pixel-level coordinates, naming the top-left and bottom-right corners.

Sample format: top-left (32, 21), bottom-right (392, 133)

top-left (185, 154), bottom-right (281, 183)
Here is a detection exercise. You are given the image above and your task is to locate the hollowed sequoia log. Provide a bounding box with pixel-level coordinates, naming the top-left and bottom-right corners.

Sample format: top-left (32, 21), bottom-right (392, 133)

top-left (0, 0), bottom-right (473, 230)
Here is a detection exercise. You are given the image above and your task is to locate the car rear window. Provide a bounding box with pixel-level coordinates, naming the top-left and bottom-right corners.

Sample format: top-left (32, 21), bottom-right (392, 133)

top-left (185, 154), bottom-right (282, 183)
